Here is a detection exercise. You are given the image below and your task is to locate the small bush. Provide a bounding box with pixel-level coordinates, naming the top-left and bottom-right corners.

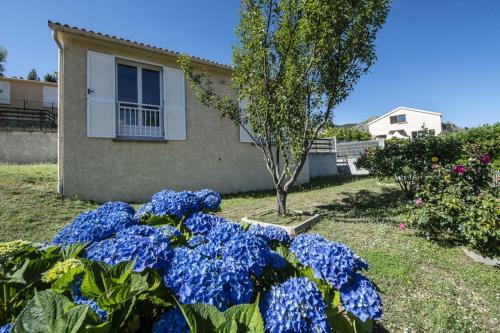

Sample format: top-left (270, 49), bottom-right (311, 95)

top-left (447, 123), bottom-right (500, 170)
top-left (408, 157), bottom-right (499, 255)
top-left (355, 134), bottom-right (462, 198)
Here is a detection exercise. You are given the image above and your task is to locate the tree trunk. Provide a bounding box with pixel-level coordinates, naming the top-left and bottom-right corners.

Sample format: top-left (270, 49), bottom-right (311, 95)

top-left (277, 188), bottom-right (287, 216)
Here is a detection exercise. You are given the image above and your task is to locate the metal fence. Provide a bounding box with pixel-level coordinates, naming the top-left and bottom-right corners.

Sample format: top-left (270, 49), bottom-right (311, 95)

top-left (336, 140), bottom-right (384, 157)
top-left (0, 99), bottom-right (57, 130)
top-left (310, 138), bottom-right (337, 153)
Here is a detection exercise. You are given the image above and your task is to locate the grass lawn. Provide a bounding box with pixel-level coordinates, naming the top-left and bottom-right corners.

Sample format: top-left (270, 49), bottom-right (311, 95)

top-left (0, 163), bottom-right (498, 332)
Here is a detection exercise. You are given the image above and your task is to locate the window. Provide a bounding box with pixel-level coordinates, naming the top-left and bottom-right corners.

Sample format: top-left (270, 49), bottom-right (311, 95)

top-left (390, 114), bottom-right (406, 124)
top-left (116, 61), bottom-right (162, 138)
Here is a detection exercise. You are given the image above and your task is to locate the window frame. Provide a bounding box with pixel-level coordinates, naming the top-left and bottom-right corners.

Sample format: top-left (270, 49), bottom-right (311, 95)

top-left (115, 59), bottom-right (164, 139)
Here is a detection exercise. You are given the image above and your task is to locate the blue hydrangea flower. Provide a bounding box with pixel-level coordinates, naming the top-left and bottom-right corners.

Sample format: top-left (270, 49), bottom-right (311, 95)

top-left (158, 225), bottom-right (182, 239)
top-left (152, 309), bottom-right (190, 333)
top-left (187, 235), bottom-right (206, 248)
top-left (248, 224), bottom-right (290, 245)
top-left (340, 273), bottom-right (383, 322)
top-left (290, 234), bottom-right (366, 288)
top-left (52, 202), bottom-right (136, 245)
top-left (0, 323), bottom-right (11, 333)
top-left (193, 243), bottom-right (219, 259)
top-left (115, 225), bottom-right (170, 242)
top-left (221, 232), bottom-right (271, 277)
top-left (184, 213), bottom-right (228, 235)
top-left (72, 280), bottom-right (107, 321)
top-left (151, 190), bottom-right (201, 218)
top-left (85, 227), bottom-right (173, 272)
top-left (206, 222), bottom-right (244, 245)
top-left (134, 202), bottom-right (153, 221)
top-left (164, 247), bottom-right (254, 310)
top-left (261, 277), bottom-right (330, 333)
top-left (195, 189), bottom-right (222, 211)
top-left (267, 250), bottom-right (287, 270)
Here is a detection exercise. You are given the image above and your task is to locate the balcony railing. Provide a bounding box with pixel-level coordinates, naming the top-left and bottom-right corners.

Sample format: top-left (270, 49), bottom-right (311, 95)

top-left (117, 102), bottom-right (163, 138)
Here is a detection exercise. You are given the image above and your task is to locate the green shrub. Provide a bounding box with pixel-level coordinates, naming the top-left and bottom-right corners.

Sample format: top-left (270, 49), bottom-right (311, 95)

top-left (408, 158), bottom-right (499, 255)
top-left (355, 135), bottom-right (462, 198)
top-left (320, 126), bottom-right (371, 142)
top-left (447, 123), bottom-right (500, 169)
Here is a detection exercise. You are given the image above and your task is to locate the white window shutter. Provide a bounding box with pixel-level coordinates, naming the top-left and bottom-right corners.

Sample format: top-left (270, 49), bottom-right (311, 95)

top-left (43, 86), bottom-right (57, 108)
top-left (87, 51), bottom-right (115, 138)
top-left (239, 99), bottom-right (254, 142)
top-left (0, 82), bottom-right (11, 104)
top-left (163, 67), bottom-right (186, 140)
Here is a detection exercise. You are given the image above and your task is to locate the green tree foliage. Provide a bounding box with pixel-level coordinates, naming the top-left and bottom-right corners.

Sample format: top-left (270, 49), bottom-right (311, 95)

top-left (355, 134), bottom-right (462, 198)
top-left (26, 69), bottom-right (39, 81)
top-left (179, 0), bottom-right (390, 215)
top-left (0, 46), bottom-right (7, 76)
top-left (320, 126), bottom-right (371, 141)
top-left (43, 72), bottom-right (58, 83)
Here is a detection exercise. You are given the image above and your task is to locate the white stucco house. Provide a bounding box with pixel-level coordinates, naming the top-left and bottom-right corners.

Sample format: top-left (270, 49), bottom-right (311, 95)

top-left (367, 107), bottom-right (442, 139)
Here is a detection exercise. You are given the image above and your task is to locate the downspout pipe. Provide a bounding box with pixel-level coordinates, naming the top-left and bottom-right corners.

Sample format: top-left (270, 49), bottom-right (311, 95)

top-left (52, 30), bottom-right (64, 195)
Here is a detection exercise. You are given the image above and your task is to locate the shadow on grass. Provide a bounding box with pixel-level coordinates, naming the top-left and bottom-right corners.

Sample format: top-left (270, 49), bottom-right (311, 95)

top-left (222, 174), bottom-right (369, 200)
top-left (316, 187), bottom-right (407, 224)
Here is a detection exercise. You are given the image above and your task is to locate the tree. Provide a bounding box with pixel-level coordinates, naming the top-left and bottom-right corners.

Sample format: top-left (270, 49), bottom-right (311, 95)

top-left (0, 46), bottom-right (7, 76)
top-left (320, 126), bottom-right (371, 141)
top-left (180, 0), bottom-right (390, 215)
top-left (27, 69), bottom-right (39, 81)
top-left (43, 72), bottom-right (58, 83)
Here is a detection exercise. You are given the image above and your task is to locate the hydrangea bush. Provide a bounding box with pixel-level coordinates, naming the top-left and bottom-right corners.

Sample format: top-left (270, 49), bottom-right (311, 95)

top-left (0, 188), bottom-right (382, 332)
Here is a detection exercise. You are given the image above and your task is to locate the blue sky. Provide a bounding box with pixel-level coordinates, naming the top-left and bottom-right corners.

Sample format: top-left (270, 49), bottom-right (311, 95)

top-left (1, 0), bottom-right (499, 127)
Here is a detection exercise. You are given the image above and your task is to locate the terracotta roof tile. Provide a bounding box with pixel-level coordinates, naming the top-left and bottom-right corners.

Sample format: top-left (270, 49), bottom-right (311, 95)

top-left (48, 20), bottom-right (232, 70)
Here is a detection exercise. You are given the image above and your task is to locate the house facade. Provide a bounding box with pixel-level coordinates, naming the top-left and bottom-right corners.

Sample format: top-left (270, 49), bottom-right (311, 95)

top-left (367, 106), bottom-right (442, 140)
top-left (0, 76), bottom-right (57, 109)
top-left (49, 21), bottom-right (310, 202)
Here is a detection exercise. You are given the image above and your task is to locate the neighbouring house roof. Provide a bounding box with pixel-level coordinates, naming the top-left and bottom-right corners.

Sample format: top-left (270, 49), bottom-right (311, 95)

top-left (47, 21), bottom-right (233, 72)
top-left (388, 129), bottom-right (408, 137)
top-left (367, 106), bottom-right (442, 126)
top-left (0, 76), bottom-right (57, 87)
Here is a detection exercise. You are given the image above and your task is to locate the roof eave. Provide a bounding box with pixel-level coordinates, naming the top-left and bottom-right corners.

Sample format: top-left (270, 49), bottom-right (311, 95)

top-left (48, 21), bottom-right (233, 73)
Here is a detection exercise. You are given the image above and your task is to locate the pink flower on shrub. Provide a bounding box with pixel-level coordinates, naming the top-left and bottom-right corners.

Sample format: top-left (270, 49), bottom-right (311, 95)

top-left (414, 198), bottom-right (424, 207)
top-left (431, 163), bottom-right (440, 171)
top-left (479, 154), bottom-right (492, 165)
top-left (451, 164), bottom-right (467, 175)
top-left (398, 223), bottom-right (406, 230)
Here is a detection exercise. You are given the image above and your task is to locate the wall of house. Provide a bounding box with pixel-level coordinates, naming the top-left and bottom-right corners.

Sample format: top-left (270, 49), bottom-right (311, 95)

top-left (58, 32), bottom-right (309, 202)
top-left (368, 109), bottom-right (442, 138)
top-left (0, 77), bottom-right (57, 109)
top-left (0, 129), bottom-right (57, 163)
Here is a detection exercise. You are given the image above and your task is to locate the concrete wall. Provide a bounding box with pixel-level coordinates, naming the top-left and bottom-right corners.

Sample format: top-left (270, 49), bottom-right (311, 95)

top-left (0, 129), bottom-right (57, 163)
top-left (308, 152), bottom-right (337, 178)
top-left (337, 157), bottom-right (370, 175)
top-left (368, 107), bottom-right (442, 139)
top-left (57, 31), bottom-right (309, 202)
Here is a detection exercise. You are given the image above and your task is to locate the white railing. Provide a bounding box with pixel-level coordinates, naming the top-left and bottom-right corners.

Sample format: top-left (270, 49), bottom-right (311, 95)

top-left (117, 102), bottom-right (162, 138)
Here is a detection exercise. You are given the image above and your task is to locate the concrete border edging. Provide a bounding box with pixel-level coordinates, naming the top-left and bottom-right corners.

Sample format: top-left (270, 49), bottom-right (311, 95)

top-left (241, 214), bottom-right (321, 236)
top-left (461, 247), bottom-right (500, 267)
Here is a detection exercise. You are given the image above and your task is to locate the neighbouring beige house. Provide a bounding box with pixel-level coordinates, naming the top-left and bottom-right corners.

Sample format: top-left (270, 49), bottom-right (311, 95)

top-left (367, 106), bottom-right (442, 140)
top-left (0, 76), bottom-right (58, 109)
top-left (49, 21), bottom-right (320, 202)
